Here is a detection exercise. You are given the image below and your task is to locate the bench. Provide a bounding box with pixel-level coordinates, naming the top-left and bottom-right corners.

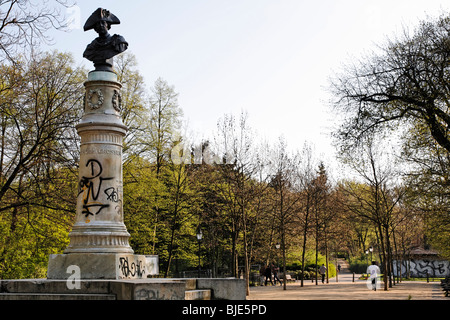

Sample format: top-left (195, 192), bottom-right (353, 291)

top-left (284, 274), bottom-right (295, 283)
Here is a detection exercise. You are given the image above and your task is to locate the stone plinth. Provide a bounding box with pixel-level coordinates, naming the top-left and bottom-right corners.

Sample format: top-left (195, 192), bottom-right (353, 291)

top-left (48, 254), bottom-right (150, 280)
top-left (0, 278), bottom-right (245, 300)
top-left (197, 278), bottom-right (246, 300)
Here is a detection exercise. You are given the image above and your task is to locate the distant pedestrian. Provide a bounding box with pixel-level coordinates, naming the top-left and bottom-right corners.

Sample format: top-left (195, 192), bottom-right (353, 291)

top-left (259, 265), bottom-right (266, 286)
top-left (337, 264), bottom-right (341, 273)
top-left (264, 265), bottom-right (273, 286)
top-left (319, 264), bottom-right (327, 284)
top-left (366, 261), bottom-right (381, 291)
top-left (272, 264), bottom-right (282, 286)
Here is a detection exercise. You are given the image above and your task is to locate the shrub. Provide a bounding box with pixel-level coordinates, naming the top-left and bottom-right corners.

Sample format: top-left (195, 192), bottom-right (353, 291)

top-left (349, 255), bottom-right (370, 273)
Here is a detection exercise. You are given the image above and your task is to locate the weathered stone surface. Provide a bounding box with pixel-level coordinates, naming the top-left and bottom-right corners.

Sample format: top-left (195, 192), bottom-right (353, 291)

top-left (65, 71), bottom-right (131, 255)
top-left (197, 278), bottom-right (246, 300)
top-left (0, 278), bottom-right (244, 300)
top-left (47, 253), bottom-right (151, 279)
top-left (145, 255), bottom-right (159, 276)
top-left (185, 289), bottom-right (211, 300)
top-left (111, 280), bottom-right (187, 300)
top-left (0, 279), bottom-right (110, 294)
top-left (0, 293), bottom-right (116, 300)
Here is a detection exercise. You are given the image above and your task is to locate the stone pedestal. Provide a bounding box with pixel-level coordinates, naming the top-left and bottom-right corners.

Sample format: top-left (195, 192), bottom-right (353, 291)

top-left (47, 254), bottom-right (156, 280)
top-left (47, 71), bottom-right (148, 280)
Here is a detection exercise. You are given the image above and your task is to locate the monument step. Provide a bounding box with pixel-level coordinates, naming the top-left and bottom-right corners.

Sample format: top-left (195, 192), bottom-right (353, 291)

top-left (0, 278), bottom-right (245, 300)
top-left (184, 278), bottom-right (197, 290)
top-left (185, 289), bottom-right (211, 300)
top-left (0, 279), bottom-right (111, 294)
top-left (0, 293), bottom-right (116, 300)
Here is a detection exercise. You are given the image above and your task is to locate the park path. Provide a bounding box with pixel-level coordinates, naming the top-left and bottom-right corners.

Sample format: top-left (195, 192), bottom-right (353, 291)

top-left (248, 259), bottom-right (447, 300)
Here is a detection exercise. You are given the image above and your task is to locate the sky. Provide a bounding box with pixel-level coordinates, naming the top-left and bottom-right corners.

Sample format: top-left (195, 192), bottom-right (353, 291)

top-left (44, 0), bottom-right (450, 179)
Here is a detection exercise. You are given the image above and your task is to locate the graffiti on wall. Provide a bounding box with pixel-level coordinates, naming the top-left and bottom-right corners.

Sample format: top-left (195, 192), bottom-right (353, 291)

top-left (393, 259), bottom-right (450, 277)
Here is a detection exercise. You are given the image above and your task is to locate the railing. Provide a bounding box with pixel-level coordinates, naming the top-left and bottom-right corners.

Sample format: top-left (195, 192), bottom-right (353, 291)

top-left (180, 270), bottom-right (213, 278)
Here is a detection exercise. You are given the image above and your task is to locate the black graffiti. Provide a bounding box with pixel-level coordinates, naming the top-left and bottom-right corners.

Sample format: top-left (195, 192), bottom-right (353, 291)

top-left (135, 288), bottom-right (183, 300)
top-left (81, 203), bottom-right (110, 217)
top-left (104, 187), bottom-right (119, 202)
top-left (395, 260), bottom-right (450, 277)
top-left (118, 257), bottom-right (146, 278)
top-left (78, 159), bottom-right (113, 217)
top-left (416, 260), bottom-right (447, 277)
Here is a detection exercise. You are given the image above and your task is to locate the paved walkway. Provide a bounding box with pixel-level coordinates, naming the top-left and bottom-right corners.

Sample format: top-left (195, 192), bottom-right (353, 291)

top-left (248, 260), bottom-right (447, 300)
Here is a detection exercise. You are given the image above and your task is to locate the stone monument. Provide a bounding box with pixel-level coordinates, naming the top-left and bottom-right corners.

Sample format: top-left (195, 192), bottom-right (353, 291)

top-left (0, 8), bottom-right (244, 300)
top-left (47, 8), bottom-right (154, 280)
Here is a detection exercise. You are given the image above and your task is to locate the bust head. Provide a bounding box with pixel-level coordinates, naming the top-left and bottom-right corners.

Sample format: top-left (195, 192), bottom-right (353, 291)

top-left (83, 8), bottom-right (128, 71)
top-left (94, 20), bottom-right (110, 38)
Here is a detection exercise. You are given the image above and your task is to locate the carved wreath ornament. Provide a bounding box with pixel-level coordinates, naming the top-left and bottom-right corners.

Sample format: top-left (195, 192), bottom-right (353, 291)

top-left (112, 89), bottom-right (122, 112)
top-left (88, 88), bottom-right (104, 109)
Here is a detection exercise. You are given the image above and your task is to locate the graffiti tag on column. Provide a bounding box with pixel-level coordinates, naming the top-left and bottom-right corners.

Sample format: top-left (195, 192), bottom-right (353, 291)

top-left (78, 159), bottom-right (113, 217)
top-left (118, 257), bottom-right (146, 278)
top-left (104, 187), bottom-right (119, 202)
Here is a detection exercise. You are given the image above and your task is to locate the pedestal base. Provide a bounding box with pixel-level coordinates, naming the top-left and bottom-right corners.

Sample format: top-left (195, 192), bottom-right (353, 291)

top-left (47, 253), bottom-right (158, 280)
top-left (0, 278), bottom-right (246, 300)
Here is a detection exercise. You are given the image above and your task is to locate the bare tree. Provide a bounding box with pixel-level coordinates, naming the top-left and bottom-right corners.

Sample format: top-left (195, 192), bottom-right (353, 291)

top-left (0, 51), bottom-right (85, 208)
top-left (0, 0), bottom-right (73, 63)
top-left (339, 138), bottom-right (404, 291)
top-left (267, 137), bottom-right (302, 290)
top-left (213, 111), bottom-right (257, 295)
top-left (114, 52), bottom-right (148, 162)
top-left (296, 143), bottom-right (319, 287)
top-left (148, 77), bottom-right (182, 175)
top-left (330, 13), bottom-right (450, 153)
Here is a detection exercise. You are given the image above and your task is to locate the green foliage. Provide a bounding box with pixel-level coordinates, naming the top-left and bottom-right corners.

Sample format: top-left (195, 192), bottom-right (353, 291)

top-left (286, 250), bottom-right (336, 279)
top-left (348, 254), bottom-right (371, 274)
top-left (0, 51), bottom-right (82, 279)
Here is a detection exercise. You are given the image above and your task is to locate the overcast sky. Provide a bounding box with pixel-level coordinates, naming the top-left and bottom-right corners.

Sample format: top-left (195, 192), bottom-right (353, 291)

top-left (45, 0), bottom-right (449, 178)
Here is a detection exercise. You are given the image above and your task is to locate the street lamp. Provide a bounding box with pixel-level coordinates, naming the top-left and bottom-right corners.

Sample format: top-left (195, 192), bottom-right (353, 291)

top-left (197, 228), bottom-right (203, 278)
top-left (365, 250), bottom-right (369, 269)
top-left (369, 246), bottom-right (373, 262)
top-left (275, 243), bottom-right (281, 267)
top-left (274, 243), bottom-right (281, 286)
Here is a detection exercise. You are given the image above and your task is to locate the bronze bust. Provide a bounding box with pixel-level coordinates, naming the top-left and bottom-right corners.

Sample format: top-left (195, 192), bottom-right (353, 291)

top-left (83, 8), bottom-right (128, 72)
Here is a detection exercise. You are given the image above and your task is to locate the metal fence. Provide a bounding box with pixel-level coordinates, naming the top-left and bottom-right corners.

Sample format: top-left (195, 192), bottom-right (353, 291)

top-left (180, 269), bottom-right (213, 278)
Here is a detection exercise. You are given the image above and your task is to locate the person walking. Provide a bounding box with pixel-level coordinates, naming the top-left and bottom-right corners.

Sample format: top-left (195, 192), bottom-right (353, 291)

top-left (272, 263), bottom-right (283, 286)
top-left (366, 261), bottom-right (381, 291)
top-left (264, 265), bottom-right (273, 286)
top-left (319, 264), bottom-right (327, 284)
top-left (259, 265), bottom-right (266, 286)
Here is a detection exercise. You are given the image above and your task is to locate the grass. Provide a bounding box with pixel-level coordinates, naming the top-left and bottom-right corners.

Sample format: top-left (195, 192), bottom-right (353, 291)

top-left (358, 274), bottom-right (445, 282)
top-left (401, 277), bottom-right (445, 282)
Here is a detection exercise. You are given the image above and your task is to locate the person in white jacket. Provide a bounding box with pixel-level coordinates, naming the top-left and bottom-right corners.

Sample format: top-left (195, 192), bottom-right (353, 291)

top-left (366, 261), bottom-right (381, 291)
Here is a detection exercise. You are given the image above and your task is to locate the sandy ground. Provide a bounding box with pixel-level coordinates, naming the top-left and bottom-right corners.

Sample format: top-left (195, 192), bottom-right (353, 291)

top-left (247, 273), bottom-right (447, 300)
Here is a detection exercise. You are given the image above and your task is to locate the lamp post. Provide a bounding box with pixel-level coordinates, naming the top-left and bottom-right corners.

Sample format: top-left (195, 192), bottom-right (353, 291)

top-left (369, 246), bottom-right (373, 262)
top-left (365, 249), bottom-right (369, 270)
top-left (275, 243), bottom-right (281, 272)
top-left (197, 228), bottom-right (203, 278)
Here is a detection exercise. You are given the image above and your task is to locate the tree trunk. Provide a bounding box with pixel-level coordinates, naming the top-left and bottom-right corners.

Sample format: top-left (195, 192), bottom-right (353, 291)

top-left (300, 215), bottom-right (308, 287)
top-left (377, 223), bottom-right (388, 291)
